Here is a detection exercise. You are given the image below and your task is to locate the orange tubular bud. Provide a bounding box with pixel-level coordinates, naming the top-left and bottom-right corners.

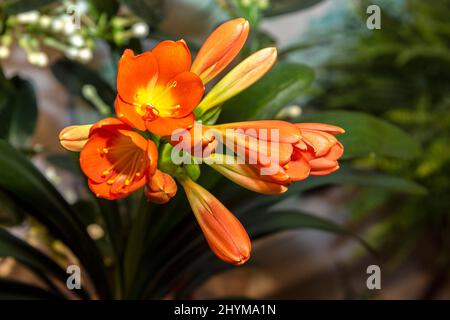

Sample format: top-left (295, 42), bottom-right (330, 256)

top-left (145, 169), bottom-right (177, 204)
top-left (197, 47), bottom-right (277, 115)
top-left (59, 124), bottom-right (93, 152)
top-left (207, 154), bottom-right (289, 195)
top-left (180, 177), bottom-right (251, 265)
top-left (191, 18), bottom-right (249, 84)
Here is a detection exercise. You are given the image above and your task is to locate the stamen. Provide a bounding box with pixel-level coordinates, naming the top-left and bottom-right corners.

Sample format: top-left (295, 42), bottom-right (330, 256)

top-left (139, 103), bottom-right (159, 121)
top-left (102, 170), bottom-right (110, 177)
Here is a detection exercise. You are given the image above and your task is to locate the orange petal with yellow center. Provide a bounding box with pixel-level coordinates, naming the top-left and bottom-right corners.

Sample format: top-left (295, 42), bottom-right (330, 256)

top-left (191, 18), bottom-right (249, 84)
top-left (152, 40), bottom-right (191, 87)
top-left (117, 49), bottom-right (158, 104)
top-left (88, 177), bottom-right (146, 200)
top-left (152, 71), bottom-right (204, 118)
top-left (115, 96), bottom-right (146, 131)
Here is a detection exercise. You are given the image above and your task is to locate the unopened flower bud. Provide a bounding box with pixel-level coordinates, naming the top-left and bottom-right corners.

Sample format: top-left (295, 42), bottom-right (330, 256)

top-left (59, 124), bottom-right (93, 152)
top-left (145, 170), bottom-right (177, 204)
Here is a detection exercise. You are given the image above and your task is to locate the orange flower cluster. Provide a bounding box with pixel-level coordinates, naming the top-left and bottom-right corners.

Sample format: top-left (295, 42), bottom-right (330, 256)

top-left (59, 18), bottom-right (344, 266)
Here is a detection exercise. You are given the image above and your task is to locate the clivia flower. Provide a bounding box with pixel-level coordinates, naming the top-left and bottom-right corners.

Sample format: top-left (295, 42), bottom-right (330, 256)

top-left (58, 18), bottom-right (345, 266)
top-left (74, 118), bottom-right (158, 200)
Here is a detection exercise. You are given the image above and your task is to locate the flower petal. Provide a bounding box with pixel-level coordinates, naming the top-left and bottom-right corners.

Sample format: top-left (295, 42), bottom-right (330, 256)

top-left (310, 165), bottom-right (339, 176)
top-left (117, 49), bottom-right (158, 104)
top-left (301, 130), bottom-right (336, 157)
top-left (152, 71), bottom-right (204, 118)
top-left (152, 40), bottom-right (191, 87)
top-left (145, 112), bottom-right (195, 136)
top-left (115, 96), bottom-right (146, 131)
top-left (215, 120), bottom-right (301, 144)
top-left (80, 123), bottom-right (150, 199)
top-left (285, 157), bottom-right (311, 181)
top-left (296, 123), bottom-right (345, 134)
top-left (208, 155), bottom-right (288, 195)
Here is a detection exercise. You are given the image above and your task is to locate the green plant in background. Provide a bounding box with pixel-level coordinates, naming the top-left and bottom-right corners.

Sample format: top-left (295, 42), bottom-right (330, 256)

top-left (0, 0), bottom-right (151, 66)
top-left (287, 0), bottom-right (449, 297)
top-left (0, 0), bottom-right (425, 299)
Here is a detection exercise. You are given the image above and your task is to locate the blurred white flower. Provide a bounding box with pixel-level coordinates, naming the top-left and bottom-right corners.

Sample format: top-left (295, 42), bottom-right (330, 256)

top-left (65, 47), bottom-right (79, 59)
top-left (78, 47), bottom-right (93, 62)
top-left (131, 22), bottom-right (149, 38)
top-left (63, 20), bottom-right (77, 35)
top-left (28, 51), bottom-right (49, 67)
top-left (39, 15), bottom-right (52, 28)
top-left (69, 34), bottom-right (84, 47)
top-left (276, 105), bottom-right (302, 119)
top-left (76, 0), bottom-right (89, 14)
top-left (0, 46), bottom-right (10, 59)
top-left (52, 17), bottom-right (65, 33)
top-left (17, 11), bottom-right (40, 24)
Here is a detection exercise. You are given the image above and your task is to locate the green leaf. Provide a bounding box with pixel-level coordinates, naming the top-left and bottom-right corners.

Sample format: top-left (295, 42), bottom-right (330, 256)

top-left (0, 190), bottom-right (26, 226)
top-left (0, 76), bottom-right (38, 149)
top-left (264, 0), bottom-right (325, 17)
top-left (301, 111), bottom-right (422, 160)
top-left (0, 140), bottom-right (110, 298)
top-left (292, 169), bottom-right (427, 195)
top-left (4, 0), bottom-right (56, 14)
top-left (0, 228), bottom-right (89, 299)
top-left (50, 60), bottom-right (115, 115)
top-left (219, 62), bottom-right (314, 122)
top-left (160, 207), bottom-right (376, 298)
top-left (248, 210), bottom-right (368, 247)
top-left (0, 278), bottom-right (62, 300)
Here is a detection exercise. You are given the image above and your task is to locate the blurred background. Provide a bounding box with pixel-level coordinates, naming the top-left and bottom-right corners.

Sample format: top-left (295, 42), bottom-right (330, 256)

top-left (0, 0), bottom-right (449, 299)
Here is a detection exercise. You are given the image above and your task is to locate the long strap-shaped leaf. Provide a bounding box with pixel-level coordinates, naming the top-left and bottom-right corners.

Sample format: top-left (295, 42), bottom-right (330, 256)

top-left (0, 278), bottom-right (63, 300)
top-left (152, 209), bottom-right (374, 298)
top-left (0, 228), bottom-right (89, 299)
top-left (0, 140), bottom-right (110, 298)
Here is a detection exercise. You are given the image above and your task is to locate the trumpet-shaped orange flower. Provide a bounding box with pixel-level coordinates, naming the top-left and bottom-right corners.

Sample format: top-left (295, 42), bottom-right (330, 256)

top-left (145, 169), bottom-right (177, 204)
top-left (180, 177), bottom-right (251, 265)
top-left (79, 118), bottom-right (158, 200)
top-left (115, 41), bottom-right (204, 136)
